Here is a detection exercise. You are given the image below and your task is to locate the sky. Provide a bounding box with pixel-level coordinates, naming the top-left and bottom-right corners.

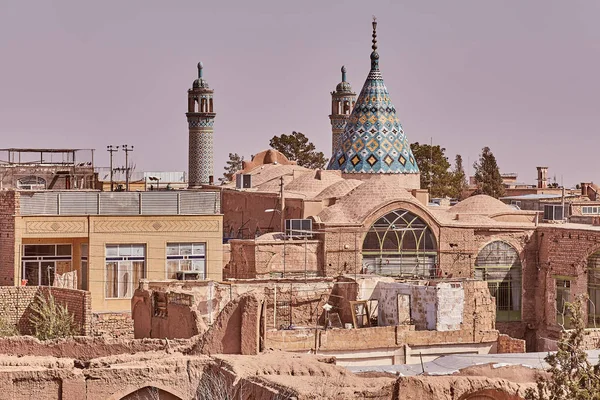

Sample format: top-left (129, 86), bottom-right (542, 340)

top-left (1, 0), bottom-right (599, 188)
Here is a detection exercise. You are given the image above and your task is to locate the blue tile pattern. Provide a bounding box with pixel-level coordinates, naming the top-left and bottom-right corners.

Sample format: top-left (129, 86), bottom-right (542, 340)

top-left (328, 22), bottom-right (419, 174)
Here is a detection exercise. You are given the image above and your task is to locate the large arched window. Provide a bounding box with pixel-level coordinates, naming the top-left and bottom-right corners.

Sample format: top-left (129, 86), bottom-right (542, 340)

top-left (475, 241), bottom-right (521, 322)
top-left (362, 209), bottom-right (437, 277)
top-left (588, 252), bottom-right (600, 327)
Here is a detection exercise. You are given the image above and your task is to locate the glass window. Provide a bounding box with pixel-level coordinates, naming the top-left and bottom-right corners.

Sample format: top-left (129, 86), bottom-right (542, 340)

top-left (166, 242), bottom-right (206, 279)
top-left (475, 241), bottom-right (522, 322)
top-left (105, 244), bottom-right (146, 299)
top-left (362, 209), bottom-right (437, 278)
top-left (588, 252), bottom-right (600, 327)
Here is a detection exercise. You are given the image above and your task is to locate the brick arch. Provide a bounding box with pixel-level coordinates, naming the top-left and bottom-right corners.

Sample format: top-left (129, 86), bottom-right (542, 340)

top-left (359, 199), bottom-right (441, 244)
top-left (108, 383), bottom-right (185, 400)
top-left (458, 389), bottom-right (524, 400)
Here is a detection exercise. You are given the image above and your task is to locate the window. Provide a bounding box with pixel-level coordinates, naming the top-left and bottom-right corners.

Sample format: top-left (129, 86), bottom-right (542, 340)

top-left (81, 243), bottom-right (88, 291)
top-left (582, 206), bottom-right (600, 215)
top-left (22, 244), bottom-right (72, 286)
top-left (362, 209), bottom-right (437, 277)
top-left (556, 278), bottom-right (572, 328)
top-left (510, 200), bottom-right (522, 209)
top-left (543, 204), bottom-right (564, 221)
top-left (166, 243), bottom-right (206, 279)
top-left (475, 241), bottom-right (521, 322)
top-left (17, 176), bottom-right (46, 190)
top-left (588, 252), bottom-right (600, 327)
top-left (105, 244), bottom-right (145, 298)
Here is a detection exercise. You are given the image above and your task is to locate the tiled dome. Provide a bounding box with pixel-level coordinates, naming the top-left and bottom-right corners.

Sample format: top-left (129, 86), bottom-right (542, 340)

top-left (327, 20), bottom-right (419, 175)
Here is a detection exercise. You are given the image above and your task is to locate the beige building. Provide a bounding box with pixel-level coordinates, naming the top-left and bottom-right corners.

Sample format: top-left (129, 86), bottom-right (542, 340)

top-left (0, 190), bottom-right (222, 313)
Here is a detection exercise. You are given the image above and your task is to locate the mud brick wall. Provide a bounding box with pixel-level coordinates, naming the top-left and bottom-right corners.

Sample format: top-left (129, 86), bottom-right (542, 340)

top-left (92, 312), bottom-right (133, 338)
top-left (0, 286), bottom-right (90, 336)
top-left (0, 191), bottom-right (17, 285)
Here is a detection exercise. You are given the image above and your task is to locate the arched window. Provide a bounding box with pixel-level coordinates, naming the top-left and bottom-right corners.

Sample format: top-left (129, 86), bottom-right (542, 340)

top-left (17, 176), bottom-right (46, 190)
top-left (362, 209), bottom-right (437, 277)
top-left (475, 241), bottom-right (521, 321)
top-left (588, 252), bottom-right (600, 327)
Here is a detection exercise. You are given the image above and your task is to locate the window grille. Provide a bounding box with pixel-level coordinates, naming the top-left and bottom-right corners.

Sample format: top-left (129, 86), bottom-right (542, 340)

top-left (588, 253), bottom-right (600, 327)
top-left (362, 209), bottom-right (437, 278)
top-left (475, 241), bottom-right (521, 322)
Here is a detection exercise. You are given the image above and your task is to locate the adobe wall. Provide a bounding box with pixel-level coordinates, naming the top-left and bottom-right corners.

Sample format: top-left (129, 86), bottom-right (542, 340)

top-left (0, 191), bottom-right (16, 285)
top-left (92, 312), bottom-right (133, 338)
top-left (0, 286), bottom-right (91, 336)
top-left (133, 279), bottom-right (335, 339)
top-left (228, 238), bottom-right (323, 279)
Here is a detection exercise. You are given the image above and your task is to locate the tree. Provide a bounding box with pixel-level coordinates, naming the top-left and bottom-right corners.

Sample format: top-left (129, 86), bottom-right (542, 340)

top-left (220, 153), bottom-right (244, 184)
top-left (410, 142), bottom-right (453, 198)
top-left (525, 295), bottom-right (600, 400)
top-left (449, 154), bottom-right (468, 200)
top-left (269, 131), bottom-right (327, 169)
top-left (472, 146), bottom-right (505, 198)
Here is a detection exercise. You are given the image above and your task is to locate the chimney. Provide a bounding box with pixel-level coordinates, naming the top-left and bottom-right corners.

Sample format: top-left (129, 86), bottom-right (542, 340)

top-left (536, 167), bottom-right (548, 189)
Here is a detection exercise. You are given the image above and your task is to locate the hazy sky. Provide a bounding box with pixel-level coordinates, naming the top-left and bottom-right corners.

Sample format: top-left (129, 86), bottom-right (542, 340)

top-left (1, 0), bottom-right (599, 187)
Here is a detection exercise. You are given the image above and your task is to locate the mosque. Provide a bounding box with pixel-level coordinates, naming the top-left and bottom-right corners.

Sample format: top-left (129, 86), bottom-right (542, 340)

top-left (195, 20), bottom-right (600, 351)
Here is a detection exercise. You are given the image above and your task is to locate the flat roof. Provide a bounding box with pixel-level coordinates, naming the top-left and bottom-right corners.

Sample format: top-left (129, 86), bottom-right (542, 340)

top-left (501, 193), bottom-right (571, 200)
top-left (0, 148), bottom-right (93, 153)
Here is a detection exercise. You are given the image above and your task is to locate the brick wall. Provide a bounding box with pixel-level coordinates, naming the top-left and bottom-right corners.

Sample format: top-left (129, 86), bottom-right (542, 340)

top-left (0, 286), bottom-right (90, 336)
top-left (0, 191), bottom-right (17, 286)
top-left (496, 333), bottom-right (526, 353)
top-left (92, 312), bottom-right (133, 338)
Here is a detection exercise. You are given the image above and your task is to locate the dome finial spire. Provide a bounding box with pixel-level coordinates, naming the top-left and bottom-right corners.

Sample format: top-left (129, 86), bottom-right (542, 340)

top-left (198, 61), bottom-right (203, 78)
top-left (370, 16), bottom-right (379, 70)
top-left (341, 65), bottom-right (347, 82)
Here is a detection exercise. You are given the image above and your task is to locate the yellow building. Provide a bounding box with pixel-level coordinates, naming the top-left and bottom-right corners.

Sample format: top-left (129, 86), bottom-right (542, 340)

top-left (0, 190), bottom-right (222, 312)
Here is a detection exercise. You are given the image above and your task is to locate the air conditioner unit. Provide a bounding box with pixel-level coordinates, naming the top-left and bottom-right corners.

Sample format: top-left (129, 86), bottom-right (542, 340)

top-left (235, 174), bottom-right (252, 189)
top-left (176, 271), bottom-right (202, 281)
top-left (285, 219), bottom-right (313, 238)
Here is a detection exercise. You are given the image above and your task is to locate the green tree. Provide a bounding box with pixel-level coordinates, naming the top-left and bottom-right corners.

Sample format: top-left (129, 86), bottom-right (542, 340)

top-left (472, 146), bottom-right (505, 198)
top-left (525, 295), bottom-right (600, 400)
top-left (221, 153), bottom-right (244, 184)
top-left (410, 142), bottom-right (452, 198)
top-left (269, 131), bottom-right (327, 169)
top-left (449, 154), bottom-right (468, 200)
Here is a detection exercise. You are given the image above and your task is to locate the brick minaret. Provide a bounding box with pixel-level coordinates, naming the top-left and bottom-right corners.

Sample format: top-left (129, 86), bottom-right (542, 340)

top-left (187, 62), bottom-right (215, 188)
top-left (329, 66), bottom-right (356, 157)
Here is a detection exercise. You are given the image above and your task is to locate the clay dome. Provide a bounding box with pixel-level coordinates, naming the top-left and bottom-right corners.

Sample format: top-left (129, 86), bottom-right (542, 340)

top-left (449, 195), bottom-right (513, 215)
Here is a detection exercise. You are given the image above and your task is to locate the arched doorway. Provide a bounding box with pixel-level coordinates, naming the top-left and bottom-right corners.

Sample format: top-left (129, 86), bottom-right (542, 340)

top-left (475, 241), bottom-right (522, 322)
top-left (587, 251), bottom-right (600, 327)
top-left (362, 209), bottom-right (437, 277)
top-left (120, 386), bottom-right (181, 400)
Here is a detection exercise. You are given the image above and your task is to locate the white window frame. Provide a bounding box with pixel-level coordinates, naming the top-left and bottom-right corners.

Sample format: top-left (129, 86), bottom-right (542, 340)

top-left (166, 242), bottom-right (206, 279)
top-left (105, 244), bottom-right (146, 299)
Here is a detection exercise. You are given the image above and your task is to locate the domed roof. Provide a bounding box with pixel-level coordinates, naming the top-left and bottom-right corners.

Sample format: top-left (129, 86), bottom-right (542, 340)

top-left (449, 195), bottom-right (513, 215)
top-left (314, 179), bottom-right (363, 200)
top-left (333, 66), bottom-right (354, 94)
top-left (191, 62), bottom-right (210, 90)
top-left (327, 20), bottom-right (419, 175)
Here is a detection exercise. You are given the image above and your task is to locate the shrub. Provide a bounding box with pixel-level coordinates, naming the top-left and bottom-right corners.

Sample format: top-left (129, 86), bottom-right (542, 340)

top-left (29, 291), bottom-right (77, 340)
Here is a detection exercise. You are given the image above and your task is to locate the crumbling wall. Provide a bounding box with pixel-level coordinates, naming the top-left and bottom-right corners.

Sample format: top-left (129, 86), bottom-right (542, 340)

top-left (92, 312), bottom-right (133, 338)
top-left (496, 334), bottom-right (526, 353)
top-left (191, 292), bottom-right (263, 355)
top-left (0, 191), bottom-right (17, 286)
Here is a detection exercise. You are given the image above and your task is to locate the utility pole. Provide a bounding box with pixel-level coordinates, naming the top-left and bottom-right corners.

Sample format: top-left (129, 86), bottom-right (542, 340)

top-left (122, 145), bottom-right (134, 191)
top-left (106, 145), bottom-right (119, 192)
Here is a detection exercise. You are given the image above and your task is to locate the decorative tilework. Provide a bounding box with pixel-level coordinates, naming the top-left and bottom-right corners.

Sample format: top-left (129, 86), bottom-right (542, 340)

top-left (327, 36), bottom-right (419, 174)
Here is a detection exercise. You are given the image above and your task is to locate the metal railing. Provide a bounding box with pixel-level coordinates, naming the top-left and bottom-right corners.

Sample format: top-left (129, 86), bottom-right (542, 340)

top-left (19, 191), bottom-right (221, 216)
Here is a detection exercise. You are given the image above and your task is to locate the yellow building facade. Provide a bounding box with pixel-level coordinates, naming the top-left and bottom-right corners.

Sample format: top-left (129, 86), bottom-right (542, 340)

top-left (2, 191), bottom-right (223, 312)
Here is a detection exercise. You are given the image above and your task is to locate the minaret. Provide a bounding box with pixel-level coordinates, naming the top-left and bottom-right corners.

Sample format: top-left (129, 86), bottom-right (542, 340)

top-left (186, 62), bottom-right (215, 188)
top-left (329, 66), bottom-right (356, 156)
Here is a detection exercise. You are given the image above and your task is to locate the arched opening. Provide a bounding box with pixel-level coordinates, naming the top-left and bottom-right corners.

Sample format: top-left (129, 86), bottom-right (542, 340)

top-left (209, 98), bottom-right (213, 112)
top-left (588, 251), bottom-right (600, 327)
top-left (17, 176), bottom-right (46, 190)
top-left (475, 241), bottom-right (521, 322)
top-left (343, 100), bottom-right (350, 114)
top-left (362, 209), bottom-right (437, 277)
top-left (120, 386), bottom-right (182, 400)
